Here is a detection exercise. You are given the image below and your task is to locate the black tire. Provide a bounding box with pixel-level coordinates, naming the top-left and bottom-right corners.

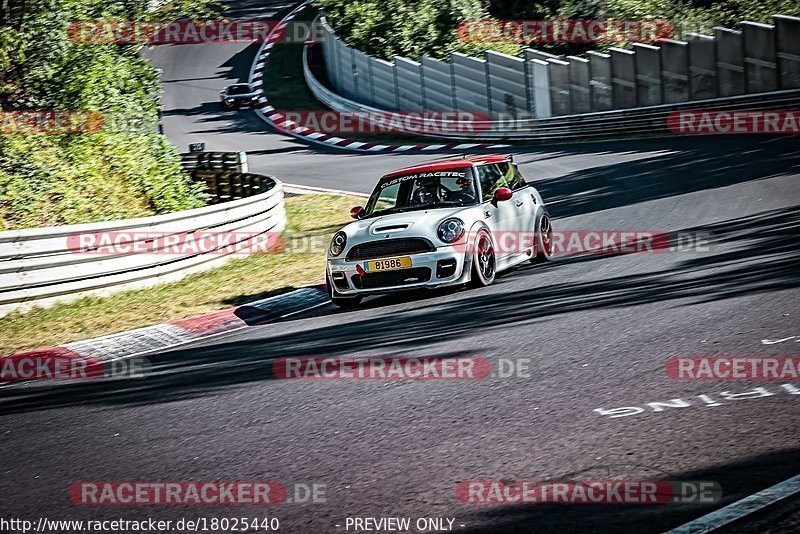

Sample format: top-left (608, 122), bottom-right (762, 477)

top-left (469, 229), bottom-right (496, 287)
top-left (531, 212), bottom-right (554, 264)
top-left (326, 275), bottom-right (363, 308)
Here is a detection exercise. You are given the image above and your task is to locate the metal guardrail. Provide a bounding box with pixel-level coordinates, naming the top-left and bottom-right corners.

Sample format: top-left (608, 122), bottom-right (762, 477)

top-left (0, 174), bottom-right (285, 317)
top-left (304, 43), bottom-right (800, 141)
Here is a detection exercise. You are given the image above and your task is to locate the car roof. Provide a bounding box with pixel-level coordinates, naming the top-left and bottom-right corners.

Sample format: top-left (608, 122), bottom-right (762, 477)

top-left (381, 155), bottom-right (510, 179)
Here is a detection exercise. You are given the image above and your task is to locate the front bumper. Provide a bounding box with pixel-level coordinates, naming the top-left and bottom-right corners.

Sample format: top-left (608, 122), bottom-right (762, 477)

top-left (327, 246), bottom-right (468, 295)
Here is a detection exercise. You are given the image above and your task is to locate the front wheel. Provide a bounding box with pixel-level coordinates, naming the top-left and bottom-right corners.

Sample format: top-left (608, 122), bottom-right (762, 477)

top-left (531, 212), bottom-right (554, 264)
top-left (469, 229), bottom-right (496, 287)
top-left (326, 275), bottom-right (363, 308)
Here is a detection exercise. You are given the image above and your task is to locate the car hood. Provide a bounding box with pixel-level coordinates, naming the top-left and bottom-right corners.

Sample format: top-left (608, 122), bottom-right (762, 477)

top-left (341, 205), bottom-right (479, 241)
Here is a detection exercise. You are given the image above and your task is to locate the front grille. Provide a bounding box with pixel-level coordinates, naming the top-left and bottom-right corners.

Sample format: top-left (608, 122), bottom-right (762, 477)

top-left (351, 267), bottom-right (432, 289)
top-left (346, 238), bottom-right (435, 261)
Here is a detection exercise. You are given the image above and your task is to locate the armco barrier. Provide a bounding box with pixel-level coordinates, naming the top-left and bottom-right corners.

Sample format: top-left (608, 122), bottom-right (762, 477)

top-left (315, 12), bottom-right (800, 119)
top-left (0, 174), bottom-right (285, 317)
top-left (304, 39), bottom-right (800, 141)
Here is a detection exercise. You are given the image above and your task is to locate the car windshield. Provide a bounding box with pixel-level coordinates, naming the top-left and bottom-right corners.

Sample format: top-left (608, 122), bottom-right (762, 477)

top-left (364, 168), bottom-right (477, 217)
top-left (227, 84), bottom-right (252, 95)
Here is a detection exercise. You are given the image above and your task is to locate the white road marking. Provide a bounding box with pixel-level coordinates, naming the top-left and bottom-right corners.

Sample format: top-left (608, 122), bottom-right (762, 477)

top-left (761, 336), bottom-right (798, 345)
top-left (666, 473), bottom-right (800, 533)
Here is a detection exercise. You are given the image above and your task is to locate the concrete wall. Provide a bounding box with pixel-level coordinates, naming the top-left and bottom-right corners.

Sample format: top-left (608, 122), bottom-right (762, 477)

top-left (318, 12), bottom-right (799, 119)
top-left (634, 44), bottom-right (662, 106)
top-left (568, 56), bottom-right (591, 113)
top-left (611, 48), bottom-right (637, 109)
top-left (451, 52), bottom-right (489, 113)
top-left (394, 57), bottom-right (422, 109)
top-left (743, 22), bottom-right (778, 93)
top-left (485, 51), bottom-right (528, 117)
top-left (661, 40), bottom-right (689, 104)
top-left (775, 15), bottom-right (800, 88)
top-left (421, 56), bottom-right (454, 110)
top-left (687, 34), bottom-right (717, 100)
top-left (588, 51), bottom-right (613, 111)
top-left (715, 27), bottom-right (745, 96)
top-left (370, 57), bottom-right (397, 109)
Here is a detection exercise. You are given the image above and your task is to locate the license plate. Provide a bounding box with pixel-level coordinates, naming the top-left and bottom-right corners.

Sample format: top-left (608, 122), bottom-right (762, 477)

top-left (366, 256), bottom-right (412, 272)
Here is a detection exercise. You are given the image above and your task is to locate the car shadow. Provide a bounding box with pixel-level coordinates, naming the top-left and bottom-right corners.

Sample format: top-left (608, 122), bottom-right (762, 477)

top-left (1, 205), bottom-right (797, 414)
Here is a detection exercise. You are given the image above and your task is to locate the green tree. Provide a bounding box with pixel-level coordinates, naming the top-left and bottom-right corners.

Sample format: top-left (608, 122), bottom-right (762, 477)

top-left (0, 0), bottom-right (220, 230)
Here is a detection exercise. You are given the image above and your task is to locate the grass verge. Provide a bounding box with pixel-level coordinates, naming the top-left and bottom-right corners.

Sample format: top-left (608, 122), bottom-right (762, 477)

top-left (0, 193), bottom-right (357, 356)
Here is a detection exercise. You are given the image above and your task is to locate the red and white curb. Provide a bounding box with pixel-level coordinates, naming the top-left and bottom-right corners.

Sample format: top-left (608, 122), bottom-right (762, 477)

top-left (1, 284), bottom-right (330, 385)
top-left (248, 0), bottom-right (507, 153)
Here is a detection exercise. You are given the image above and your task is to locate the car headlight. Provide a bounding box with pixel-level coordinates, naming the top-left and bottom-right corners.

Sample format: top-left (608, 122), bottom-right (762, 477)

top-left (329, 231), bottom-right (347, 256)
top-left (225, 98), bottom-right (234, 104)
top-left (437, 218), bottom-right (465, 244)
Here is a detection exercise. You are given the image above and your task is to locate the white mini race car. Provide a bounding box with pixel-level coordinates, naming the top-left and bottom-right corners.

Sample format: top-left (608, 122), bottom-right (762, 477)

top-left (325, 155), bottom-right (554, 307)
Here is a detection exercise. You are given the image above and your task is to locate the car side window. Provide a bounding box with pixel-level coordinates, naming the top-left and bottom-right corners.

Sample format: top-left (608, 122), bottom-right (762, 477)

top-left (476, 164), bottom-right (508, 201)
top-left (498, 162), bottom-right (527, 190)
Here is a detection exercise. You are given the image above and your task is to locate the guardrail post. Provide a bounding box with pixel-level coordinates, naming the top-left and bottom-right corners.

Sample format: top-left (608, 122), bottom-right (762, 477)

top-left (774, 15), bottom-right (800, 88)
top-left (687, 33), bottom-right (718, 100)
top-left (715, 27), bottom-right (746, 96)
top-left (661, 40), bottom-right (689, 103)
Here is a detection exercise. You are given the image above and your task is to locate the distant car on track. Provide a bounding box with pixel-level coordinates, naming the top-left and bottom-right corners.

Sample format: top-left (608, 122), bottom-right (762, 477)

top-left (219, 83), bottom-right (259, 110)
top-left (325, 155), bottom-right (553, 307)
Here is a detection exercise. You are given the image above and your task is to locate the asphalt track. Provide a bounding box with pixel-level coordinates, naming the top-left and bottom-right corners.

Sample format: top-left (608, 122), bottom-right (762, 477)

top-left (1, 1), bottom-right (799, 532)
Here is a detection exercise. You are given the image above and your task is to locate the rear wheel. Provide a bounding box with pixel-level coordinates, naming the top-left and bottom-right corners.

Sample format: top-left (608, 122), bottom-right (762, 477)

top-left (531, 212), bottom-right (554, 264)
top-left (470, 230), bottom-right (496, 287)
top-left (326, 275), bottom-right (362, 308)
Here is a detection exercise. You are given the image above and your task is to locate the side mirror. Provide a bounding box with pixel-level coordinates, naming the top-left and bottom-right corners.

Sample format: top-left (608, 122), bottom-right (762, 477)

top-left (493, 187), bottom-right (513, 202)
top-left (350, 206), bottom-right (366, 219)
